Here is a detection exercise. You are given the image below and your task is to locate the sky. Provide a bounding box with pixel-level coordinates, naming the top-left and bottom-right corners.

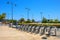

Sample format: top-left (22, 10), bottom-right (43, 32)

top-left (0, 0), bottom-right (60, 21)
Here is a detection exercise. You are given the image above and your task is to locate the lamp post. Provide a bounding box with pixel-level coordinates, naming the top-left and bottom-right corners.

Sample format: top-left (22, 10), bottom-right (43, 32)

top-left (7, 1), bottom-right (16, 27)
top-left (40, 12), bottom-right (43, 22)
top-left (32, 13), bottom-right (33, 19)
top-left (25, 8), bottom-right (30, 19)
top-left (48, 15), bottom-right (50, 19)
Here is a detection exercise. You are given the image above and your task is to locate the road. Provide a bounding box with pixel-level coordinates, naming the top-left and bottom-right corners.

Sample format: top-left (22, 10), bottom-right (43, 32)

top-left (0, 25), bottom-right (60, 40)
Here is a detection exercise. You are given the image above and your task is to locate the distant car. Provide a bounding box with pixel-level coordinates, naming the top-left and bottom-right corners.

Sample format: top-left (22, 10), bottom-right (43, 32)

top-left (12, 25), bottom-right (16, 28)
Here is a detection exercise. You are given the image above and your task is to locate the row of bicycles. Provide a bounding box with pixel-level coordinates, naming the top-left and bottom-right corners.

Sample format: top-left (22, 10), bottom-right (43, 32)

top-left (9, 24), bottom-right (57, 36)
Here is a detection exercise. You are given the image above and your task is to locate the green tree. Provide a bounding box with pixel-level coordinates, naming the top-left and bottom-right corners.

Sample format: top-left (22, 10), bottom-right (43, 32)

top-left (0, 13), bottom-right (6, 22)
top-left (42, 17), bottom-right (48, 23)
top-left (54, 19), bottom-right (59, 23)
top-left (8, 19), bottom-right (17, 25)
top-left (0, 15), bottom-right (2, 20)
top-left (31, 19), bottom-right (35, 23)
top-left (1, 13), bottom-right (6, 19)
top-left (48, 19), bottom-right (53, 23)
top-left (18, 18), bottom-right (25, 23)
top-left (26, 19), bottom-right (31, 23)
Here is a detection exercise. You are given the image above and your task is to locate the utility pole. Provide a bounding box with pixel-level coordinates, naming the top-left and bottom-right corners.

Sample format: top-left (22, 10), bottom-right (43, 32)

top-left (7, 1), bottom-right (16, 26)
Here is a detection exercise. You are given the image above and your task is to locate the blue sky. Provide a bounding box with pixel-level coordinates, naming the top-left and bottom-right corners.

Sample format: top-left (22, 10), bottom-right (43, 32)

top-left (0, 0), bottom-right (60, 21)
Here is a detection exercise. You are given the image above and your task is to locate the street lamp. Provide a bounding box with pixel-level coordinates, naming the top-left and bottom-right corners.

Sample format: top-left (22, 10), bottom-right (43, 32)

top-left (7, 1), bottom-right (16, 26)
top-left (25, 8), bottom-right (30, 19)
top-left (48, 15), bottom-right (50, 19)
top-left (40, 12), bottom-right (43, 22)
top-left (32, 13), bottom-right (33, 19)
